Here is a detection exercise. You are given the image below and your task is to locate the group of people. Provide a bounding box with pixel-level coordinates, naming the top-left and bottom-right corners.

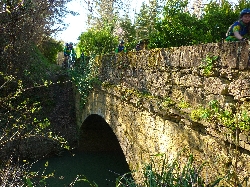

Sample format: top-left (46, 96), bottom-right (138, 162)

top-left (114, 8), bottom-right (250, 54)
top-left (63, 42), bottom-right (76, 68)
top-left (62, 8), bottom-right (250, 66)
top-left (115, 40), bottom-right (145, 53)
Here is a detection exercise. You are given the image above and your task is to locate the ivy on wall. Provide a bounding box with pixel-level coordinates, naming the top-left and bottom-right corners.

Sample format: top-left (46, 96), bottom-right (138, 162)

top-left (199, 54), bottom-right (219, 76)
top-left (191, 100), bottom-right (250, 132)
top-left (69, 56), bottom-right (101, 108)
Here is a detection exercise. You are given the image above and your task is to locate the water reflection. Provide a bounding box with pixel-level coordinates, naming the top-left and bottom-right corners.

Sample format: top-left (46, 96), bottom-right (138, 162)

top-left (31, 149), bottom-right (131, 186)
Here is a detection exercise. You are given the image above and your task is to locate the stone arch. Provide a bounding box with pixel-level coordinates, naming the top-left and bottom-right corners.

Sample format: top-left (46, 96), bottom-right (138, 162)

top-left (78, 114), bottom-right (123, 152)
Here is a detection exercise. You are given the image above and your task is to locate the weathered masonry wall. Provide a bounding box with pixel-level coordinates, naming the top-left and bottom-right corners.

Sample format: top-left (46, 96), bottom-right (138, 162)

top-left (75, 42), bottom-right (250, 184)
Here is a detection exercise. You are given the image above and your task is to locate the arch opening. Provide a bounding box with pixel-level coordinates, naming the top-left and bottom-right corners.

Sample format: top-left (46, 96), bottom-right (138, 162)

top-left (78, 114), bottom-right (122, 152)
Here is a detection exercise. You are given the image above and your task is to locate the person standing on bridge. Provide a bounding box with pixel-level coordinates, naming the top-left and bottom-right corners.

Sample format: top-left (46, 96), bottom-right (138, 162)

top-left (225, 8), bottom-right (250, 42)
top-left (115, 40), bottom-right (127, 53)
top-left (63, 42), bottom-right (76, 68)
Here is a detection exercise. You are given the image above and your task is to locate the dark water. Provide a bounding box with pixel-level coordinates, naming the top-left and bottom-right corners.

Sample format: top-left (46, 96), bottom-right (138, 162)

top-left (29, 114), bottom-right (132, 186)
top-left (30, 149), bottom-right (131, 187)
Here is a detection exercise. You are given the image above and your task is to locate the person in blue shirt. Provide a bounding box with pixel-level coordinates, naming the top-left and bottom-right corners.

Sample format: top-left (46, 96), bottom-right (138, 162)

top-left (115, 40), bottom-right (127, 53)
top-left (226, 8), bottom-right (250, 41)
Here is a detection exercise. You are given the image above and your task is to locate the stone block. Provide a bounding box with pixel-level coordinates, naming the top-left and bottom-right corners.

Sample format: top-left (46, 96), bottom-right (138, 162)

top-left (203, 77), bottom-right (229, 95)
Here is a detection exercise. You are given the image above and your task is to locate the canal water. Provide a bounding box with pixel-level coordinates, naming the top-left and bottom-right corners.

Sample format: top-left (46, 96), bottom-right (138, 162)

top-left (30, 114), bottom-right (133, 186)
top-left (30, 149), bottom-right (131, 186)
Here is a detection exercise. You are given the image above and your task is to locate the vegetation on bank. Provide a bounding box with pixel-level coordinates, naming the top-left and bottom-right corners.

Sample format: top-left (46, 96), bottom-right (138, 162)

top-left (116, 152), bottom-right (223, 187)
top-left (0, 1), bottom-right (70, 185)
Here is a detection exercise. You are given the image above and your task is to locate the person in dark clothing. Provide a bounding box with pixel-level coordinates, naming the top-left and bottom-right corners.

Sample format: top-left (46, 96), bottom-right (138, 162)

top-left (135, 41), bottom-right (143, 51)
top-left (63, 42), bottom-right (76, 68)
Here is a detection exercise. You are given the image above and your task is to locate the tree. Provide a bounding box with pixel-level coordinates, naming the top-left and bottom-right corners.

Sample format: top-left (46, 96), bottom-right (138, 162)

top-left (0, 1), bottom-right (75, 185)
top-left (134, 2), bottom-right (152, 41)
top-left (134, 0), bottom-right (163, 44)
top-left (201, 0), bottom-right (239, 43)
top-left (149, 0), bottom-right (204, 48)
top-left (78, 24), bottom-right (118, 56)
top-left (38, 38), bottom-right (64, 64)
top-left (146, 0), bottom-right (250, 48)
top-left (86, 0), bottom-right (131, 28)
top-left (0, 0), bottom-right (71, 76)
top-left (85, 0), bottom-right (134, 48)
top-left (117, 15), bottom-right (137, 51)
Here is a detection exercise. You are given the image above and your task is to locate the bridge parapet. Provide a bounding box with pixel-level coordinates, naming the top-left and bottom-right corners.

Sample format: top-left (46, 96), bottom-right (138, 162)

top-left (95, 42), bottom-right (249, 118)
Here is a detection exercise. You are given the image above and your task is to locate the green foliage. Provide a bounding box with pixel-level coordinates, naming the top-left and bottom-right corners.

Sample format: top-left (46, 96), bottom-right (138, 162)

top-left (134, 2), bottom-right (151, 40)
top-left (149, 0), bottom-right (204, 48)
top-left (0, 71), bottom-right (69, 145)
top-left (69, 56), bottom-right (100, 106)
top-left (75, 0), bottom-right (250, 51)
top-left (143, 0), bottom-right (250, 48)
top-left (0, 71), bottom-right (71, 186)
top-left (162, 97), bottom-right (175, 108)
top-left (116, 152), bottom-right (223, 187)
top-left (0, 1), bottom-right (81, 186)
top-left (178, 99), bottom-right (191, 109)
top-left (134, 1), bottom-right (160, 46)
top-left (38, 38), bottom-right (63, 64)
top-left (24, 161), bottom-right (55, 187)
top-left (0, 43), bottom-right (61, 85)
top-left (118, 15), bottom-right (137, 51)
top-left (23, 44), bottom-right (60, 84)
top-left (191, 100), bottom-right (250, 131)
top-left (199, 54), bottom-right (219, 76)
top-left (78, 24), bottom-right (118, 56)
top-left (0, 0), bottom-right (70, 76)
top-left (201, 0), bottom-right (238, 42)
top-left (191, 107), bottom-right (208, 121)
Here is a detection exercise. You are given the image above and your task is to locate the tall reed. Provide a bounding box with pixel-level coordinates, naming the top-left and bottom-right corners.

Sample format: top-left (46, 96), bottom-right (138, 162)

top-left (116, 153), bottom-right (223, 187)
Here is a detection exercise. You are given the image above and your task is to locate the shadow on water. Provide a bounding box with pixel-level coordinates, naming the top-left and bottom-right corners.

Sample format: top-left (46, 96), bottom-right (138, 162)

top-left (31, 114), bottom-right (132, 186)
top-left (31, 149), bottom-right (131, 186)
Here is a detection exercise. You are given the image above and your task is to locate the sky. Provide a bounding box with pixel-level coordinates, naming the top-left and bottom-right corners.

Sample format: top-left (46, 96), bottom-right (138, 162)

top-left (54, 0), bottom-right (146, 44)
top-left (54, 0), bottom-right (238, 44)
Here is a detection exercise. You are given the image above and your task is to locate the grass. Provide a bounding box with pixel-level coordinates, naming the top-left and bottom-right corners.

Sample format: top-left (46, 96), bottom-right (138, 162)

top-left (115, 153), bottom-right (223, 187)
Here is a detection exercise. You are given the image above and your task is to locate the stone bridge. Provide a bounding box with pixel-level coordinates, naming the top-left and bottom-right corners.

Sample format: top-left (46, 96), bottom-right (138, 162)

top-left (74, 42), bottom-right (250, 183)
